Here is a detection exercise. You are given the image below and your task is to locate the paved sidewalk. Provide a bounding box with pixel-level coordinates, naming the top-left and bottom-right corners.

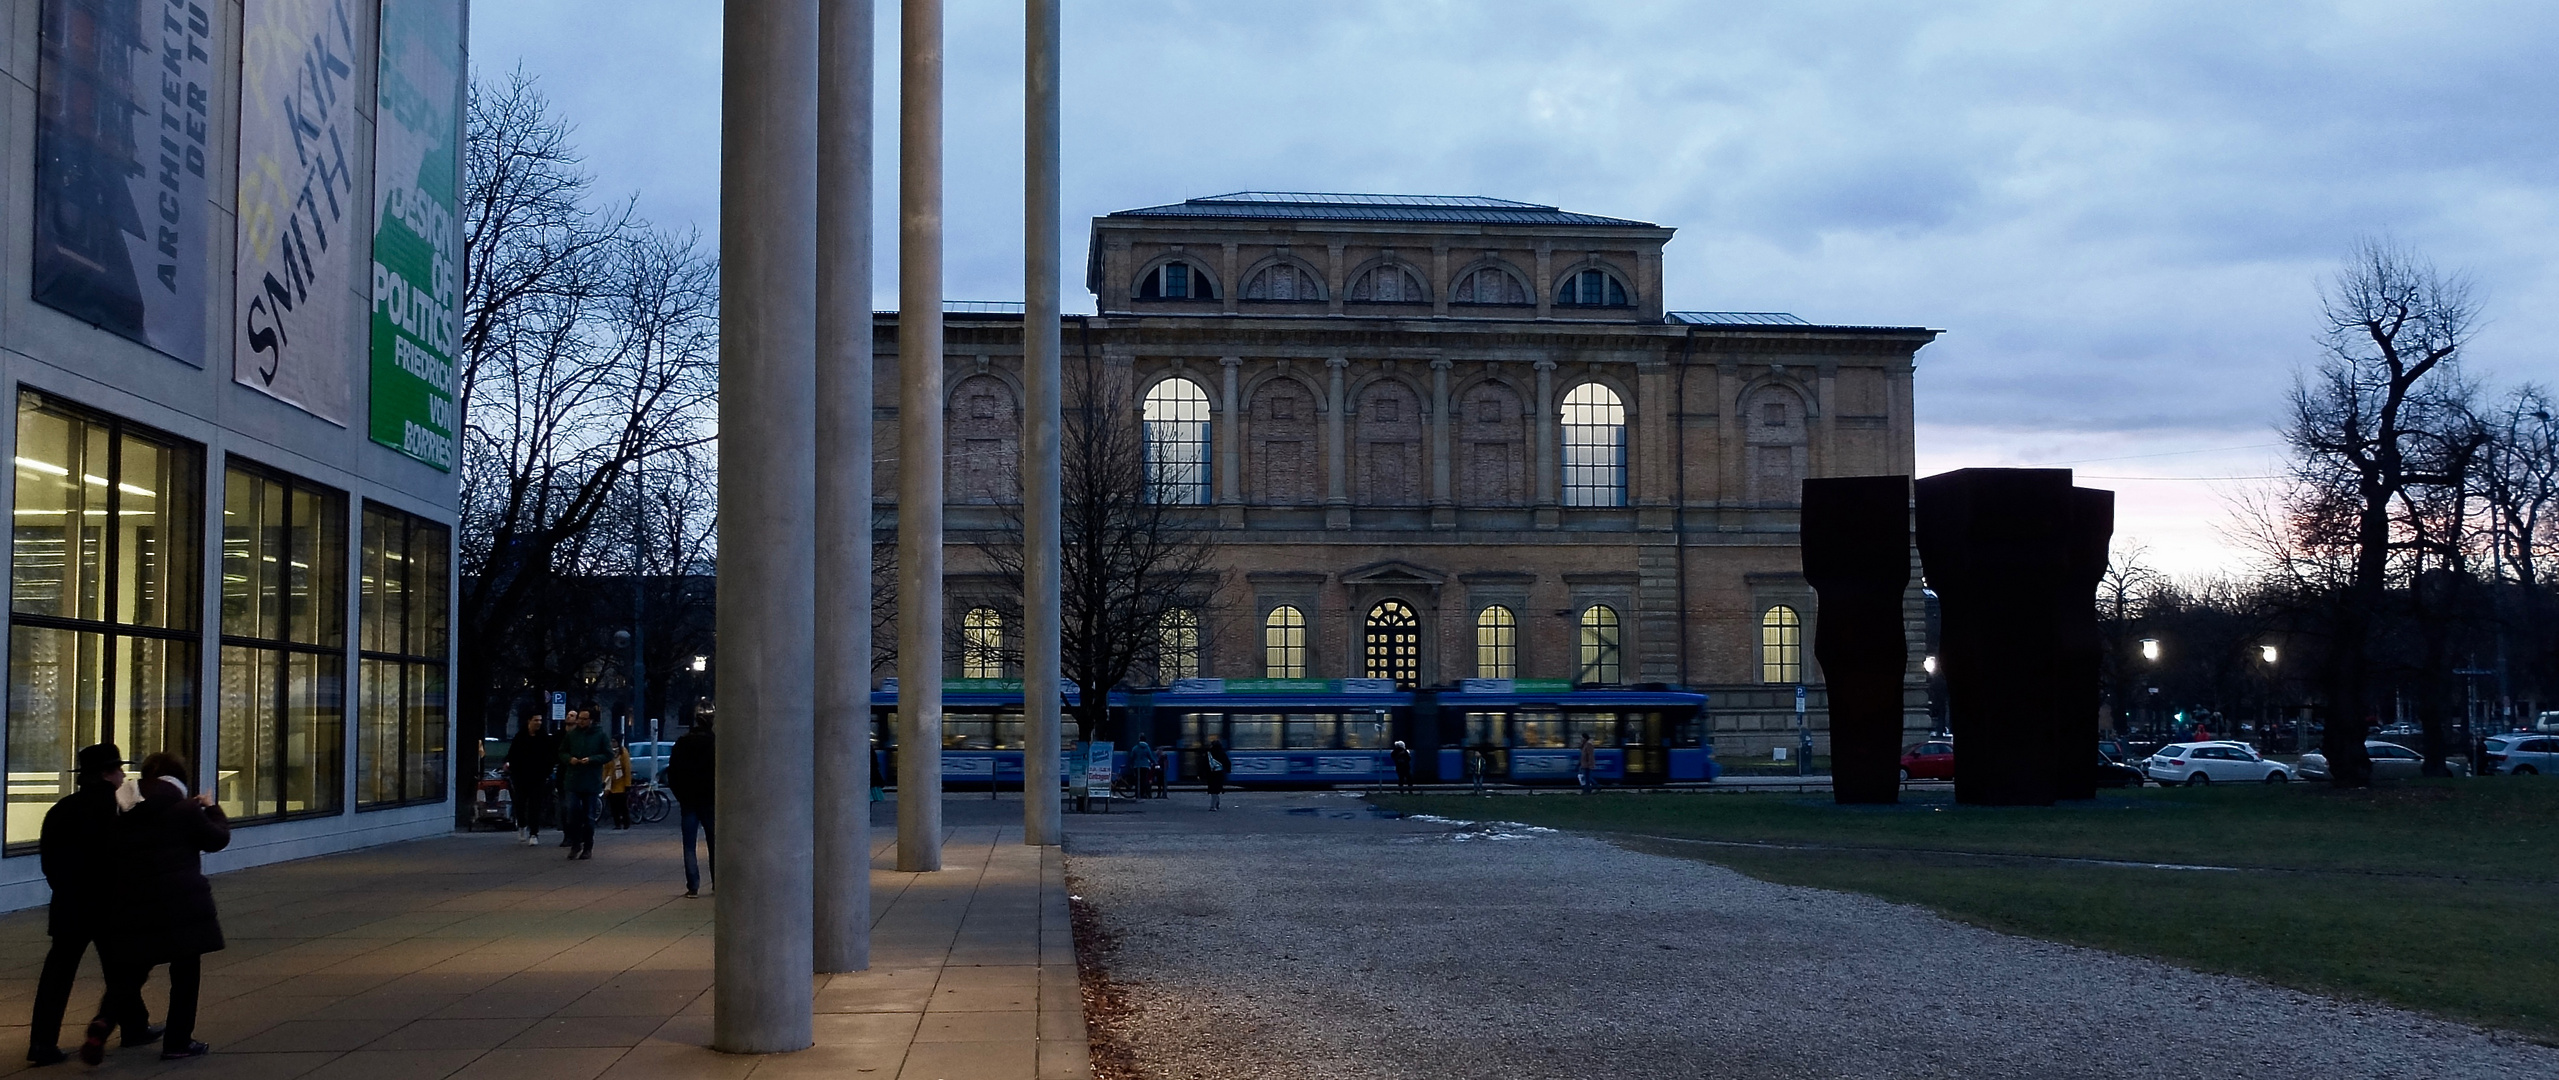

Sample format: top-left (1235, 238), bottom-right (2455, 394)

top-left (0, 802), bottom-right (1086, 1080)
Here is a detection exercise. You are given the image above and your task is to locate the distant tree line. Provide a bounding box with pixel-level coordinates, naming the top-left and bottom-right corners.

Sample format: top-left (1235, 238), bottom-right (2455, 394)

top-left (2105, 241), bottom-right (2558, 787)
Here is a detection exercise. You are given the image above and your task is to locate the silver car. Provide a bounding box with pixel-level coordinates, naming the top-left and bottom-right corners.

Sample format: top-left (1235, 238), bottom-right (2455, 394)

top-left (2295, 741), bottom-right (2467, 781)
top-left (2144, 741), bottom-right (2294, 785)
top-left (2483, 734), bottom-right (2559, 776)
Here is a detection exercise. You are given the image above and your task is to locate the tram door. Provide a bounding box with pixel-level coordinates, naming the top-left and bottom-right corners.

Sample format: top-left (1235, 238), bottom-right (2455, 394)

top-left (1623, 711), bottom-right (1668, 783)
top-left (1463, 711), bottom-right (1509, 778)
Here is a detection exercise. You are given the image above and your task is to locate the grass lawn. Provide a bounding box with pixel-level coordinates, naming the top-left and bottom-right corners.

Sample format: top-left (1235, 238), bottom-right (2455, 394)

top-left (1377, 783), bottom-right (2559, 1042)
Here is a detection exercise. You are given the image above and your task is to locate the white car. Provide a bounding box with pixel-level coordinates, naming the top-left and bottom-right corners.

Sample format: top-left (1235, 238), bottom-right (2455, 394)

top-left (2144, 741), bottom-right (2293, 786)
top-left (2483, 734), bottom-right (2559, 776)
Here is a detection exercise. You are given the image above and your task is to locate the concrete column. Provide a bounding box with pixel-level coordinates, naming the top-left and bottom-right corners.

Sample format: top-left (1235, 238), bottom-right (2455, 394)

top-left (1022, 0), bottom-right (1063, 848)
top-left (714, 0), bottom-right (818, 1053)
top-left (1534, 359), bottom-right (1559, 526)
top-left (1217, 356), bottom-right (1243, 526)
top-left (813, 0), bottom-right (873, 973)
top-left (1428, 358), bottom-right (1453, 528)
top-left (1325, 355), bottom-right (1350, 529)
top-left (897, 0), bottom-right (945, 873)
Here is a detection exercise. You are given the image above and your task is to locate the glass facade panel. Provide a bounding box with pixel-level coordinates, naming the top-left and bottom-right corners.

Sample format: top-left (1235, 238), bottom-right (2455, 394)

top-left (7, 393), bottom-right (203, 848)
top-left (219, 463), bottom-right (348, 821)
top-left (356, 503), bottom-right (451, 808)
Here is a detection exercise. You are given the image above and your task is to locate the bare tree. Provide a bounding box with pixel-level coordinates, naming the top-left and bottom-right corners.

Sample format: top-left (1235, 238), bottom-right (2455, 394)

top-left (2280, 238), bottom-right (2478, 786)
top-left (980, 327), bottom-right (1221, 743)
top-left (456, 73), bottom-right (719, 749)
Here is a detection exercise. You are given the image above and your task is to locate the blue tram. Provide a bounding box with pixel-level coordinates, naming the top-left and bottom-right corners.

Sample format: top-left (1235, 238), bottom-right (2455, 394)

top-left (870, 677), bottom-right (1717, 788)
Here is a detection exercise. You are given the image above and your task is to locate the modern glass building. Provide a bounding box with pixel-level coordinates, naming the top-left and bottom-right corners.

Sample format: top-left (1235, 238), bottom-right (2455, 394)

top-left (0, 0), bottom-right (468, 910)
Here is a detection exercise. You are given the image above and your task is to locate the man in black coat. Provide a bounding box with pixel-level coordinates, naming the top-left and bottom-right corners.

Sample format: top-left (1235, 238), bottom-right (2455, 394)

top-left (666, 719), bottom-right (715, 898)
top-left (505, 715), bottom-right (562, 846)
top-left (98, 753), bottom-right (230, 1062)
top-left (27, 743), bottom-right (155, 1066)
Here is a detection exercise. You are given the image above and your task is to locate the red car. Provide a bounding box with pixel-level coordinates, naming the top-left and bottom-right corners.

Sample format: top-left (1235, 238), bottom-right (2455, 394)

top-left (1900, 739), bottom-right (1954, 781)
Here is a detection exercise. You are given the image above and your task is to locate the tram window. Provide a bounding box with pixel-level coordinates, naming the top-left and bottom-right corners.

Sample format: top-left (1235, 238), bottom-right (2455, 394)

top-left (945, 713), bottom-right (996, 749)
top-left (1342, 714), bottom-right (1390, 749)
top-left (1286, 713), bottom-right (1339, 749)
top-left (1515, 711), bottom-right (1565, 748)
top-left (1181, 712), bottom-right (1216, 747)
top-left (1465, 712), bottom-right (1505, 747)
top-left (1567, 712), bottom-right (1621, 747)
top-left (997, 715), bottom-right (1025, 749)
top-left (1230, 714), bottom-right (1283, 749)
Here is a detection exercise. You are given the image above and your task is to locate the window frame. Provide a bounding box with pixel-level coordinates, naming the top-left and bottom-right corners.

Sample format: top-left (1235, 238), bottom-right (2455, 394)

top-left (1137, 259), bottom-right (1216, 301)
top-left (1263, 605), bottom-right (1307, 679)
top-left (1158, 608), bottom-right (1202, 682)
top-left (1348, 263), bottom-right (1429, 304)
top-left (1241, 260), bottom-right (1326, 303)
top-left (5, 391), bottom-right (206, 854)
top-left (217, 458), bottom-right (350, 824)
top-left (354, 501), bottom-right (450, 810)
top-left (1555, 267), bottom-right (1632, 308)
top-left (1560, 382), bottom-right (1627, 508)
top-left (1364, 599), bottom-right (1421, 689)
top-left (1761, 604), bottom-right (1804, 684)
top-left (960, 606), bottom-right (1007, 679)
top-left (1577, 604), bottom-right (1622, 686)
top-left (1474, 604), bottom-right (1518, 679)
top-left (1142, 378), bottom-right (1213, 505)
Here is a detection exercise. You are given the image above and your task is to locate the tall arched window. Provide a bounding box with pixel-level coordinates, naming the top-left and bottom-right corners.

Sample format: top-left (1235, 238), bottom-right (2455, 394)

top-left (961, 607), bottom-right (1006, 679)
top-left (1137, 260), bottom-right (1214, 300)
top-left (1143, 378), bottom-right (1211, 504)
top-left (1761, 605), bottom-right (1803, 684)
top-left (1475, 605), bottom-right (1517, 679)
top-left (1555, 267), bottom-right (1630, 307)
top-left (1365, 600), bottom-right (1421, 688)
top-left (1158, 609), bottom-right (1201, 682)
top-left (1561, 383), bottom-right (1626, 507)
top-left (1263, 606), bottom-right (1307, 678)
top-left (1577, 605), bottom-right (1622, 685)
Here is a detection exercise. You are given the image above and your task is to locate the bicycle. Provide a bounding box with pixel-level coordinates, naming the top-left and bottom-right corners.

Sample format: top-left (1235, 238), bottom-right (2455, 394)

top-left (587, 781), bottom-right (674, 826)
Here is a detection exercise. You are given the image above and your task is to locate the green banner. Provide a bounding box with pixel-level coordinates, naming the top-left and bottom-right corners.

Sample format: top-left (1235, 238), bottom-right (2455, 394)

top-left (367, 0), bottom-right (464, 469)
top-left (1220, 678), bottom-right (1338, 693)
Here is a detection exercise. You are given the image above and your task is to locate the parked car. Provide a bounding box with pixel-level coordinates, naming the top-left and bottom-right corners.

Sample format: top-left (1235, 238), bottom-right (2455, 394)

top-left (2094, 752), bottom-right (2145, 788)
top-left (2481, 734), bottom-right (2559, 775)
top-left (2294, 741), bottom-right (2467, 781)
top-left (1900, 740), bottom-right (1955, 781)
top-left (2143, 741), bottom-right (2293, 785)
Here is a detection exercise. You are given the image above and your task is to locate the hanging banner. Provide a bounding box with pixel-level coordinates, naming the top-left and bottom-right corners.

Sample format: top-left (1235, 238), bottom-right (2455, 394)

top-left (368, 0), bottom-right (464, 470)
top-left (234, 0), bottom-right (361, 423)
top-left (29, 0), bottom-right (217, 365)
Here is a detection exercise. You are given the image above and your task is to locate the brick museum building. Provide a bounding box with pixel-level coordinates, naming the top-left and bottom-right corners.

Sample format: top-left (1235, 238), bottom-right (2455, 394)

top-left (882, 192), bottom-right (1938, 757)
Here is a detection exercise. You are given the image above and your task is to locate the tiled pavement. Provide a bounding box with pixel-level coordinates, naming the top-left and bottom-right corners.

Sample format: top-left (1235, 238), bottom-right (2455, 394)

top-left (0, 804), bottom-right (1088, 1079)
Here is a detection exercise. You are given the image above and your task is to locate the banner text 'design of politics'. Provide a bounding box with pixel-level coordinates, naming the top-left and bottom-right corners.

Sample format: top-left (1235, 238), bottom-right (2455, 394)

top-left (369, 0), bottom-right (465, 470)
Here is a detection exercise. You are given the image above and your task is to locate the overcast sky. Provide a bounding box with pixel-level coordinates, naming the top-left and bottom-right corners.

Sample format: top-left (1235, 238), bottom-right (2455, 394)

top-left (471, 0), bottom-right (2559, 576)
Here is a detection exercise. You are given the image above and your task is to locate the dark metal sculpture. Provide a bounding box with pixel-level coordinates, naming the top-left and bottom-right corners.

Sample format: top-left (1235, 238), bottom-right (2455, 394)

top-left (1802, 476), bottom-right (1914, 804)
top-left (1914, 468), bottom-right (2115, 805)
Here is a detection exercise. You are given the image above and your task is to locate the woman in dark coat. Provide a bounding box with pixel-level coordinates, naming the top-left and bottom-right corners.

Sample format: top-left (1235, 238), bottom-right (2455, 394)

top-left (93, 752), bottom-right (229, 1062)
top-left (1204, 738), bottom-right (1231, 811)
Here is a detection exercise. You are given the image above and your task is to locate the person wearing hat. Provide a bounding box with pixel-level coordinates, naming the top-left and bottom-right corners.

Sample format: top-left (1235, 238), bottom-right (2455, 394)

top-left (27, 744), bottom-right (157, 1066)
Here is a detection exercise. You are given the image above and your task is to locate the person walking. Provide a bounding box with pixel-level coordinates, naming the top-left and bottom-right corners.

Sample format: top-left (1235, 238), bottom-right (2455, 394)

top-left (28, 744), bottom-right (156, 1066)
top-left (1129, 739), bottom-right (1156, 800)
top-left (558, 712), bottom-right (610, 860)
top-left (1470, 742), bottom-right (1490, 797)
top-left (1203, 738), bottom-right (1230, 811)
top-left (97, 753), bottom-right (229, 1063)
top-left (1577, 734), bottom-right (1599, 793)
top-left (667, 719), bottom-right (716, 897)
top-left (603, 741), bottom-right (634, 830)
top-left (504, 715), bottom-right (560, 846)
top-left (1390, 740), bottom-right (1414, 793)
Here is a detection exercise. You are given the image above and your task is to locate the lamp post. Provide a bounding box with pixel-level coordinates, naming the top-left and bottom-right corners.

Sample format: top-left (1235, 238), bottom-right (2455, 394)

top-left (2258, 644), bottom-right (2280, 751)
top-left (2139, 638), bottom-right (2160, 738)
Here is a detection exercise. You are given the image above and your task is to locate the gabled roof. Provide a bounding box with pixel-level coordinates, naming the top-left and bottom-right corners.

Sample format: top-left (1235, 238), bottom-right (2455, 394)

top-left (1105, 192), bottom-right (1662, 229)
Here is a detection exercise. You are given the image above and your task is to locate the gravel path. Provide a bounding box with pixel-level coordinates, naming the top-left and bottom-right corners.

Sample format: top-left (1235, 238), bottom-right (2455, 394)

top-left (1065, 795), bottom-right (2559, 1080)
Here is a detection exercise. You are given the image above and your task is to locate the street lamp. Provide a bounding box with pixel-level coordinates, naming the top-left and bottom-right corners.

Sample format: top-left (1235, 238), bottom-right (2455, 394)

top-left (2140, 638), bottom-right (2161, 662)
top-left (1922, 655), bottom-right (1937, 675)
top-left (2259, 644), bottom-right (2278, 664)
top-left (692, 655), bottom-right (709, 673)
top-left (2139, 638), bottom-right (2161, 736)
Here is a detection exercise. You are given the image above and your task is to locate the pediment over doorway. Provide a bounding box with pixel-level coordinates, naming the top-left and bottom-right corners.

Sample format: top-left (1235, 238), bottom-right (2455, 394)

top-left (1340, 559), bottom-right (1445, 587)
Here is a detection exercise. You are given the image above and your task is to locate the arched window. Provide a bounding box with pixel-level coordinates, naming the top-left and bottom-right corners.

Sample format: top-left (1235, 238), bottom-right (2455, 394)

top-left (962, 607), bottom-right (1006, 679)
top-left (1761, 605), bottom-right (1803, 684)
top-left (1560, 383), bottom-right (1626, 507)
top-left (1348, 264), bottom-right (1427, 303)
top-left (1452, 266), bottom-right (1529, 305)
top-left (1157, 609), bottom-right (1201, 682)
top-left (1475, 605), bottom-right (1518, 679)
top-left (1242, 262), bottom-right (1324, 302)
top-left (1577, 605), bottom-right (1622, 685)
top-left (1142, 378), bottom-right (1211, 505)
top-left (1263, 605), bottom-right (1307, 679)
top-left (1136, 260), bottom-right (1214, 300)
top-left (1365, 600), bottom-right (1421, 688)
top-left (1555, 267), bottom-right (1630, 307)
